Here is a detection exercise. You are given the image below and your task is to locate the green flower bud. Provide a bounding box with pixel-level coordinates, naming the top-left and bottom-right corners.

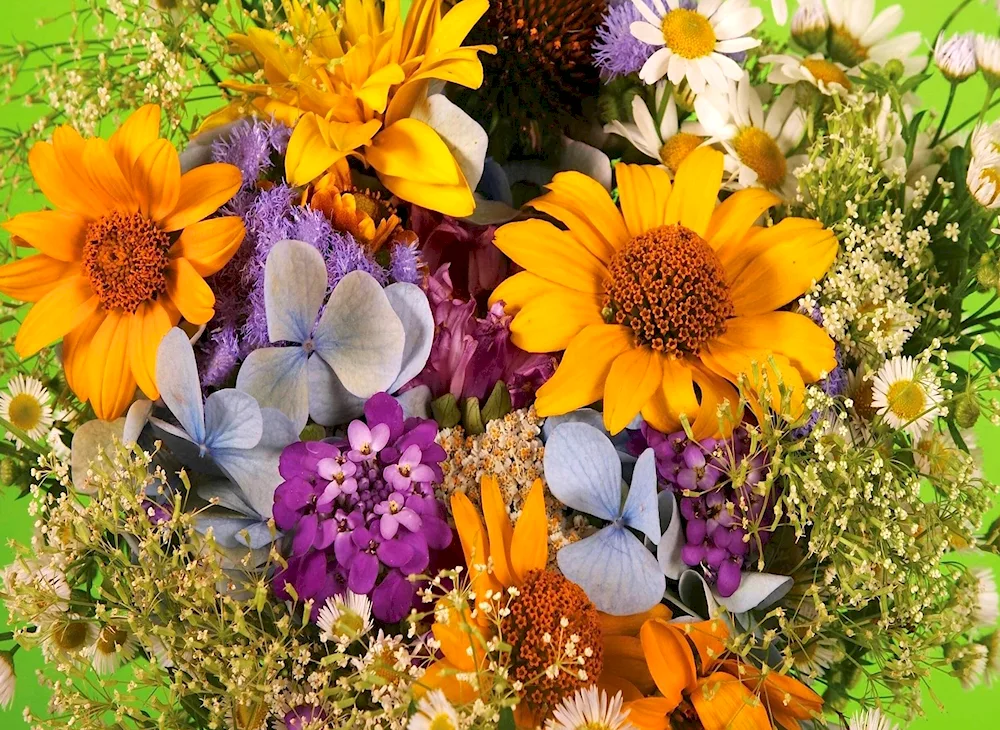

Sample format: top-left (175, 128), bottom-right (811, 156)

top-left (0, 458), bottom-right (15, 486)
top-left (883, 59), bottom-right (905, 82)
top-left (299, 424), bottom-right (327, 442)
top-left (978, 253), bottom-right (999, 290)
top-left (791, 2), bottom-right (829, 54)
top-left (954, 394), bottom-right (981, 429)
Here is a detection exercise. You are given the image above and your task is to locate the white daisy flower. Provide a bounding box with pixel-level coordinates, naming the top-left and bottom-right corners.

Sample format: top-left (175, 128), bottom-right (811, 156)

top-left (0, 652), bottom-right (14, 710)
top-left (976, 34), bottom-right (1000, 87)
top-left (408, 689), bottom-right (459, 730)
top-left (605, 83), bottom-right (704, 173)
top-left (762, 52), bottom-right (853, 95)
top-left (0, 374), bottom-right (54, 448)
top-left (628, 0), bottom-right (763, 93)
top-left (848, 709), bottom-right (899, 730)
top-left (694, 74), bottom-right (807, 198)
top-left (968, 123), bottom-right (1000, 208)
top-left (791, 0), bottom-right (829, 52)
top-left (316, 591), bottom-right (373, 643)
top-left (85, 623), bottom-right (138, 675)
top-left (2, 560), bottom-right (72, 618)
top-left (871, 356), bottom-right (942, 438)
top-left (545, 686), bottom-right (635, 730)
top-left (935, 32), bottom-right (977, 84)
top-left (40, 613), bottom-right (98, 661)
top-left (825, 0), bottom-right (925, 77)
top-left (973, 566), bottom-right (1000, 630)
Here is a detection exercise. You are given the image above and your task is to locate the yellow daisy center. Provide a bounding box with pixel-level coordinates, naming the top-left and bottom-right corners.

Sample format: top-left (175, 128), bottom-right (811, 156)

top-left (886, 380), bottom-right (927, 421)
top-left (661, 9), bottom-right (716, 60)
top-left (603, 224), bottom-right (733, 356)
top-left (82, 212), bottom-right (171, 313)
top-left (828, 26), bottom-right (869, 67)
top-left (52, 620), bottom-right (90, 652)
top-left (801, 58), bottom-right (852, 89)
top-left (659, 132), bottom-right (703, 173)
top-left (428, 715), bottom-right (456, 730)
top-left (732, 127), bottom-right (788, 189)
top-left (7, 392), bottom-right (43, 431)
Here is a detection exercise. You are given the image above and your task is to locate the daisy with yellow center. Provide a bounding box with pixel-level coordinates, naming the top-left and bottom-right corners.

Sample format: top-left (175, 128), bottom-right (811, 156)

top-left (544, 687), bottom-right (635, 730)
top-left (695, 74), bottom-right (807, 198)
top-left (871, 356), bottom-right (942, 438)
top-left (604, 83), bottom-right (704, 175)
top-left (628, 0), bottom-right (763, 93)
top-left (490, 147), bottom-right (838, 438)
top-left (0, 105), bottom-right (245, 420)
top-left (408, 690), bottom-right (459, 730)
top-left (85, 623), bottom-right (138, 676)
top-left (824, 0), bottom-right (924, 76)
top-left (762, 53), bottom-right (853, 96)
top-left (218, 0), bottom-right (495, 217)
top-left (0, 374), bottom-right (54, 448)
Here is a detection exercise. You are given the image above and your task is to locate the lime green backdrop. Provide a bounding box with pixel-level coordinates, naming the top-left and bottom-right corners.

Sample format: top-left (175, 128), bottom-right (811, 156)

top-left (1, 0), bottom-right (999, 727)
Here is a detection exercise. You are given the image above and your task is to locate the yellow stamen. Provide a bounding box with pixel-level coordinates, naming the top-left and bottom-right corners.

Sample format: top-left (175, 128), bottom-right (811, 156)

top-left (886, 380), bottom-right (927, 421)
top-left (428, 715), bottom-right (456, 730)
top-left (7, 393), bottom-right (42, 431)
top-left (661, 9), bottom-right (716, 60)
top-left (801, 58), bottom-right (852, 89)
top-left (660, 132), bottom-right (704, 173)
top-left (732, 127), bottom-right (787, 189)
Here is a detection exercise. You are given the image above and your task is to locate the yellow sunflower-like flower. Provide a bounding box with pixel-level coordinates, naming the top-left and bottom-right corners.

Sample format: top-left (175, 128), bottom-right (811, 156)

top-left (491, 147), bottom-right (838, 437)
top-left (0, 105), bottom-right (245, 420)
top-left (219, 0), bottom-right (495, 217)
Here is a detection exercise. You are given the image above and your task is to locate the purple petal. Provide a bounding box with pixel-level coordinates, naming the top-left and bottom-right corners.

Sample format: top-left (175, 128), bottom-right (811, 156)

top-left (348, 552), bottom-right (380, 594)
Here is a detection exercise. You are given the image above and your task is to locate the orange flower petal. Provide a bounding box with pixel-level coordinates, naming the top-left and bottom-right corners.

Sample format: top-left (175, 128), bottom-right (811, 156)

top-left (160, 163), bottom-right (242, 232)
top-left (641, 357), bottom-right (699, 434)
top-left (170, 217), bottom-right (246, 278)
top-left (683, 619), bottom-right (730, 674)
top-left (132, 138), bottom-right (181, 223)
top-left (530, 171), bottom-right (629, 262)
top-left (602, 635), bottom-right (656, 695)
top-left (28, 139), bottom-right (96, 218)
top-left (480, 475), bottom-right (516, 586)
top-left (665, 147), bottom-right (723, 238)
top-left (640, 619), bottom-right (698, 709)
top-left (690, 672), bottom-right (770, 730)
top-left (690, 365), bottom-right (740, 440)
top-left (86, 310), bottom-right (138, 421)
top-left (109, 104), bottom-right (162, 181)
top-left (128, 299), bottom-right (175, 400)
top-left (63, 311), bottom-right (105, 403)
top-left (81, 137), bottom-right (139, 214)
top-left (622, 697), bottom-right (675, 730)
top-left (14, 276), bottom-right (99, 357)
top-left (700, 347), bottom-right (806, 422)
top-left (489, 271), bottom-right (569, 313)
top-left (534, 324), bottom-right (633, 417)
top-left (705, 188), bottom-right (781, 253)
top-left (713, 312), bottom-right (836, 383)
top-left (450, 490), bottom-right (501, 597)
top-left (603, 346), bottom-right (663, 435)
top-left (616, 163), bottom-right (673, 238)
top-left (509, 479), bottom-right (548, 583)
top-left (600, 604), bottom-right (673, 638)
top-left (165, 257), bottom-right (216, 325)
top-left (0, 254), bottom-right (77, 302)
top-left (508, 288), bottom-right (604, 353)
top-left (2, 210), bottom-right (88, 262)
top-left (416, 659), bottom-right (480, 705)
top-left (431, 612), bottom-right (479, 672)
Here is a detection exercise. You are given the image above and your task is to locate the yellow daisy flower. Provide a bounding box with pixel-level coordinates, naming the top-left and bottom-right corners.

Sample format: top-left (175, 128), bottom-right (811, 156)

top-left (218, 0), bottom-right (495, 217)
top-left (491, 147), bottom-right (838, 437)
top-left (0, 105), bottom-right (245, 420)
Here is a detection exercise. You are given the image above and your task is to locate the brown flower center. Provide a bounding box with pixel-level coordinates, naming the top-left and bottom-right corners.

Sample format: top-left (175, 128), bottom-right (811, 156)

top-left (603, 225), bottom-right (733, 356)
top-left (500, 569), bottom-right (603, 718)
top-left (52, 620), bottom-right (90, 652)
top-left (96, 624), bottom-right (129, 654)
top-left (82, 211), bottom-right (171, 312)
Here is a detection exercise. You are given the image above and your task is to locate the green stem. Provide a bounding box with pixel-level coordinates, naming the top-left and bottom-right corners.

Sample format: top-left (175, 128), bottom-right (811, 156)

top-left (945, 96), bottom-right (1000, 138)
top-left (933, 83), bottom-right (959, 146)
top-left (981, 86), bottom-right (997, 126)
top-left (0, 415), bottom-right (48, 456)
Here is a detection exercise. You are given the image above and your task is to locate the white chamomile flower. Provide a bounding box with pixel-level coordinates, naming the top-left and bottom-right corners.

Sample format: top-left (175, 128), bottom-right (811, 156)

top-left (85, 623), bottom-right (138, 675)
top-left (695, 74), bottom-right (807, 198)
top-left (871, 356), bottom-right (942, 438)
top-left (545, 686), bottom-right (635, 730)
top-left (40, 613), bottom-right (98, 661)
top-left (628, 0), bottom-right (763, 93)
top-left (825, 0), bottom-right (925, 77)
top-left (976, 34), bottom-right (1000, 87)
top-left (0, 374), bottom-right (54, 448)
top-left (934, 32), bottom-right (977, 84)
top-left (316, 591), bottom-right (373, 643)
top-left (848, 709), bottom-right (899, 730)
top-left (762, 52), bottom-right (853, 95)
top-left (791, 0), bottom-right (829, 52)
top-left (973, 566), bottom-right (1000, 630)
top-left (968, 121), bottom-right (1000, 208)
top-left (408, 689), bottom-right (459, 730)
top-left (605, 83), bottom-right (703, 173)
top-left (0, 652), bottom-right (13, 710)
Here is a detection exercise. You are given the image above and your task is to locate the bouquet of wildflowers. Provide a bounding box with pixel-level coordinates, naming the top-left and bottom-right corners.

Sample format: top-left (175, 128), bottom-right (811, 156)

top-left (3, 0), bottom-right (1000, 728)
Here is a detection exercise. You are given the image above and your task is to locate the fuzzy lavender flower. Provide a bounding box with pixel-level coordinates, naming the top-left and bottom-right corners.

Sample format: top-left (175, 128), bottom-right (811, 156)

top-left (211, 118), bottom-right (290, 187)
top-left (593, 2), bottom-right (657, 79)
top-left (389, 242), bottom-right (422, 286)
top-left (272, 394), bottom-right (452, 622)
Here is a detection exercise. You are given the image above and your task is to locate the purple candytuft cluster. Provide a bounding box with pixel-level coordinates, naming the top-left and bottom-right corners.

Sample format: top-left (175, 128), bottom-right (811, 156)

top-left (404, 267), bottom-right (556, 410)
top-left (593, 1), bottom-right (657, 79)
top-left (282, 706), bottom-right (327, 730)
top-left (633, 425), bottom-right (774, 597)
top-left (197, 122), bottom-right (423, 388)
top-left (272, 393), bottom-right (452, 623)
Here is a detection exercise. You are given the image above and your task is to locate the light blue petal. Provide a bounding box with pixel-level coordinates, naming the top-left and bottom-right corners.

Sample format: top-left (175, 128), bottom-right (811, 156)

top-left (397, 385), bottom-right (431, 419)
top-left (156, 328), bottom-right (206, 443)
top-left (196, 513), bottom-right (263, 549)
top-left (235, 521), bottom-right (278, 550)
top-left (678, 570), bottom-right (720, 621)
top-left (213, 408), bottom-right (298, 518)
top-left (312, 271), bottom-right (405, 398)
top-left (264, 239), bottom-right (328, 344)
top-left (657, 491), bottom-right (686, 580)
top-left (236, 346), bottom-right (310, 433)
top-left (543, 422), bottom-right (622, 522)
top-left (307, 355), bottom-right (366, 426)
top-left (621, 449), bottom-right (660, 542)
top-left (70, 418), bottom-right (126, 493)
top-left (557, 526), bottom-right (665, 615)
top-left (479, 157), bottom-right (513, 206)
top-left (716, 573), bottom-right (793, 614)
top-left (541, 408), bottom-right (605, 442)
top-left (204, 390), bottom-right (264, 452)
top-left (123, 400), bottom-right (152, 444)
top-left (198, 480), bottom-right (257, 517)
top-left (384, 282), bottom-right (434, 392)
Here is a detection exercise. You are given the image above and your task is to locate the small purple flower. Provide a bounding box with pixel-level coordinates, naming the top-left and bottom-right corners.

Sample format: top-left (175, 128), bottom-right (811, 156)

top-left (348, 421), bottom-right (391, 463)
top-left (374, 492), bottom-right (423, 539)
top-left (383, 445), bottom-right (435, 491)
top-left (283, 705), bottom-right (328, 730)
top-left (593, 2), bottom-right (657, 80)
top-left (316, 452), bottom-right (359, 505)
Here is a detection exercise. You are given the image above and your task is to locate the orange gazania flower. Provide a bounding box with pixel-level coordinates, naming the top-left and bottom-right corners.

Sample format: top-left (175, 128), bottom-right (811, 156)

top-left (0, 105), bottom-right (244, 420)
top-left (491, 147), bottom-right (838, 437)
top-left (625, 618), bottom-right (823, 730)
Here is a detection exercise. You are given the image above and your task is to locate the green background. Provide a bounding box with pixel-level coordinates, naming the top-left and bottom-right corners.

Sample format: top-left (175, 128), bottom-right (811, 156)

top-left (1, 0), bottom-right (999, 727)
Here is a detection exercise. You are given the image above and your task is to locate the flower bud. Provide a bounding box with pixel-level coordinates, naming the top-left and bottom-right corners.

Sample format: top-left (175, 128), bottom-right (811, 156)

top-left (791, 0), bottom-right (829, 53)
top-left (883, 59), bottom-right (905, 82)
top-left (673, 81), bottom-right (697, 114)
top-left (935, 33), bottom-right (977, 84)
top-left (955, 393), bottom-right (982, 429)
top-left (977, 253), bottom-right (1000, 290)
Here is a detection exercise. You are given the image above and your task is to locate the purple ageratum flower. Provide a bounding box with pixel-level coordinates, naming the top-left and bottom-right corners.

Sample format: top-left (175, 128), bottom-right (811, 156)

top-left (211, 118), bottom-right (290, 188)
top-left (404, 266), bottom-right (556, 409)
top-left (593, 2), bottom-right (657, 80)
top-left (272, 393), bottom-right (451, 623)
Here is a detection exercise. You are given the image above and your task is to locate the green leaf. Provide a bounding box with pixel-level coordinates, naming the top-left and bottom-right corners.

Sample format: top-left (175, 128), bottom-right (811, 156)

top-left (462, 397), bottom-right (485, 435)
top-left (498, 707), bottom-right (516, 730)
top-left (481, 381), bottom-right (513, 424)
top-left (431, 394), bottom-right (462, 429)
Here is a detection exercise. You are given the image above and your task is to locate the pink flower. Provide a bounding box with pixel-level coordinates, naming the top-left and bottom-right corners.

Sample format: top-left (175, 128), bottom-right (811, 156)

top-left (383, 445), bottom-right (436, 491)
top-left (410, 206), bottom-right (508, 300)
top-left (347, 421), bottom-right (391, 463)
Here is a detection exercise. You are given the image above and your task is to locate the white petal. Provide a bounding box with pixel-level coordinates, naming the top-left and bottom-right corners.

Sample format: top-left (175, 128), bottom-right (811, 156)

top-left (385, 282), bottom-right (435, 393)
top-left (640, 47), bottom-right (672, 84)
top-left (630, 20), bottom-right (667, 46)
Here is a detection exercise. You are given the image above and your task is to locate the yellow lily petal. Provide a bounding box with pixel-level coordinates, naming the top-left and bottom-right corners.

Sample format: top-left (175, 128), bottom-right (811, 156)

top-left (616, 163), bottom-right (673, 238)
top-left (664, 147), bottom-right (723, 237)
top-left (535, 324), bottom-right (633, 417)
top-left (603, 346), bottom-right (664, 434)
top-left (509, 479), bottom-right (548, 583)
top-left (366, 118), bottom-right (463, 186)
top-left (494, 219), bottom-right (609, 294)
top-left (375, 171), bottom-right (475, 217)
